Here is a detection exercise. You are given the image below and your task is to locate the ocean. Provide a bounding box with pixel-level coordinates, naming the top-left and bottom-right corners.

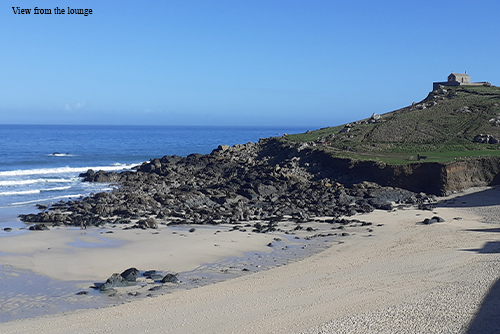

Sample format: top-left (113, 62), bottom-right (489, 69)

top-left (0, 124), bottom-right (313, 234)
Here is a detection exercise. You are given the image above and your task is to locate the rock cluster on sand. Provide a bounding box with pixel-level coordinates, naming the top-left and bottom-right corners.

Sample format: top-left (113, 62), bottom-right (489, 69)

top-left (20, 138), bottom-right (434, 228)
top-left (91, 268), bottom-right (179, 293)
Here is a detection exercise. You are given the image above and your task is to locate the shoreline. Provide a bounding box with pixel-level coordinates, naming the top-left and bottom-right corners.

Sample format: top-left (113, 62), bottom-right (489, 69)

top-left (1, 186), bottom-right (499, 332)
top-left (0, 214), bottom-right (371, 323)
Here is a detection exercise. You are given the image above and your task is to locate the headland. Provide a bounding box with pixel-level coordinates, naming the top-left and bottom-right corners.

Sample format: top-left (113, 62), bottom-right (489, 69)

top-left (2, 80), bottom-right (500, 332)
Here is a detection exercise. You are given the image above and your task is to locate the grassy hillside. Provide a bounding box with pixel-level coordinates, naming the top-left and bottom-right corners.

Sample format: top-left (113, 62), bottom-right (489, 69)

top-left (284, 85), bottom-right (500, 164)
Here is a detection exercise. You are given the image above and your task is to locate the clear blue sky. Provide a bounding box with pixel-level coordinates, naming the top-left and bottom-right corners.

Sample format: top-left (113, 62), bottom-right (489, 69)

top-left (1, 0), bottom-right (499, 127)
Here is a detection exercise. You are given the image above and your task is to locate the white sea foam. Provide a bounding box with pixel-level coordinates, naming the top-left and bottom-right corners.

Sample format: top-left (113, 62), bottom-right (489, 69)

top-left (97, 187), bottom-right (114, 192)
top-left (10, 194), bottom-right (88, 206)
top-left (0, 178), bottom-right (78, 187)
top-left (0, 189), bottom-right (41, 196)
top-left (0, 163), bottom-right (138, 177)
top-left (47, 153), bottom-right (76, 157)
top-left (0, 186), bottom-right (72, 196)
top-left (41, 186), bottom-right (72, 192)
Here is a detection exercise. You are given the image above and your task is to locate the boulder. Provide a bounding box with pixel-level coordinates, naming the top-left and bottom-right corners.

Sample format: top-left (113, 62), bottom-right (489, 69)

top-left (121, 267), bottom-right (140, 282)
top-left (78, 169), bottom-right (95, 180)
top-left (474, 134), bottom-right (499, 144)
top-left (421, 216), bottom-right (444, 225)
top-left (29, 224), bottom-right (49, 231)
top-left (143, 270), bottom-right (157, 278)
top-left (138, 218), bottom-right (158, 229)
top-left (99, 273), bottom-right (128, 291)
top-left (212, 145), bottom-right (231, 154)
top-left (143, 270), bottom-right (165, 281)
top-left (161, 273), bottom-right (179, 283)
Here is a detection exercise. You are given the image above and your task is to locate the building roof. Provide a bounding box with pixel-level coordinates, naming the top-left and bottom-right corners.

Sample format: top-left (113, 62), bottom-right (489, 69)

top-left (450, 73), bottom-right (470, 77)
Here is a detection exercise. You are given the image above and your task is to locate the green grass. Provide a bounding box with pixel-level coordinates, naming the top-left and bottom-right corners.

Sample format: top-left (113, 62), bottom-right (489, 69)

top-left (283, 85), bottom-right (500, 165)
top-left (319, 148), bottom-right (500, 165)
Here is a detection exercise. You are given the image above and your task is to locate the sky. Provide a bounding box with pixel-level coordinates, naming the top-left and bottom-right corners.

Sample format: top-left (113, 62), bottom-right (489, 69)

top-left (1, 0), bottom-right (499, 127)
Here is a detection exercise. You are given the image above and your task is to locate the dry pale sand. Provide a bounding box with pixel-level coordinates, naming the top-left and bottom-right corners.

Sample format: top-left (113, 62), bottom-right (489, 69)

top-left (2, 187), bottom-right (500, 333)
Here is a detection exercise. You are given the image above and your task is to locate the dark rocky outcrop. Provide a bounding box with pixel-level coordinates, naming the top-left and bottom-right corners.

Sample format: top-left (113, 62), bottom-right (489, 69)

top-left (20, 138), bottom-right (437, 228)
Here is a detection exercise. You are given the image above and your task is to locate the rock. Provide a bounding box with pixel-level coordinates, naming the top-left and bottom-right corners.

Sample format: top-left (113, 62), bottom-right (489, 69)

top-left (150, 274), bottom-right (164, 280)
top-left (370, 113), bottom-right (381, 122)
top-left (29, 224), bottom-right (49, 231)
top-left (143, 270), bottom-right (163, 280)
top-left (422, 218), bottom-right (438, 225)
top-left (161, 273), bottom-right (179, 283)
top-left (421, 216), bottom-right (444, 225)
top-left (19, 137), bottom-right (435, 232)
top-left (121, 267), bottom-right (140, 282)
top-left (138, 218), bottom-right (158, 229)
top-left (212, 145), bottom-right (231, 154)
top-left (99, 273), bottom-right (129, 291)
top-left (474, 134), bottom-right (499, 144)
top-left (3, 227), bottom-right (12, 232)
top-left (143, 270), bottom-right (157, 278)
top-left (76, 291), bottom-right (88, 295)
top-left (78, 169), bottom-right (95, 179)
top-left (189, 227), bottom-right (196, 233)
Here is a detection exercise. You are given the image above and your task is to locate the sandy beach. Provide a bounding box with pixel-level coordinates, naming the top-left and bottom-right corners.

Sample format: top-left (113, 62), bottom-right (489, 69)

top-left (1, 187), bottom-right (500, 333)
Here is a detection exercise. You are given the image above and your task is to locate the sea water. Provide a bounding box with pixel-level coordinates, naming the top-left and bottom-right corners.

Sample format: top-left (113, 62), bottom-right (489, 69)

top-left (0, 124), bottom-right (313, 233)
top-left (0, 124), bottom-right (324, 322)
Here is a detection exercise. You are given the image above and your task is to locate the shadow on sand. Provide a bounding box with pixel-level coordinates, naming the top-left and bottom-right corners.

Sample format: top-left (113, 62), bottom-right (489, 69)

top-left (462, 241), bottom-right (500, 254)
top-left (435, 187), bottom-right (500, 332)
top-left (462, 240), bottom-right (500, 333)
top-left (465, 276), bottom-right (500, 333)
top-left (435, 186), bottom-right (500, 209)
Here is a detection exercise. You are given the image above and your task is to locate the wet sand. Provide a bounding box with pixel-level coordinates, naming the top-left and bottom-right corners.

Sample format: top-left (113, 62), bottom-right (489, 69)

top-left (0, 215), bottom-right (368, 323)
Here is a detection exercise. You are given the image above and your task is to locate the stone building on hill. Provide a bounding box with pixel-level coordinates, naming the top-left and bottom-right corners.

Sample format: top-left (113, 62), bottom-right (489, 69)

top-left (448, 73), bottom-right (470, 84)
top-left (433, 72), bottom-right (491, 90)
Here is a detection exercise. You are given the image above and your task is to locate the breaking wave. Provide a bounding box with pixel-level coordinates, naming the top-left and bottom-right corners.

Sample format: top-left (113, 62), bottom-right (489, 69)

top-left (0, 163), bottom-right (138, 177)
